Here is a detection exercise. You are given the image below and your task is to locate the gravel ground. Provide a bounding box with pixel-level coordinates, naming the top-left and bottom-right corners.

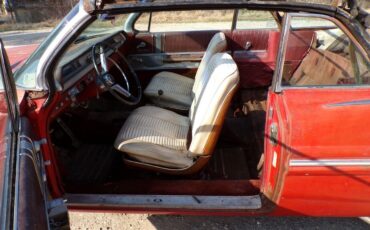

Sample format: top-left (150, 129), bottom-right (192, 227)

top-left (68, 212), bottom-right (370, 230)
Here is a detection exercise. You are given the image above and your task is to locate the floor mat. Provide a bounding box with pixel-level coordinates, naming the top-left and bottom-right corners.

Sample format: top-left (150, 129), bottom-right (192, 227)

top-left (201, 147), bottom-right (250, 180)
top-left (61, 144), bottom-right (121, 184)
top-left (217, 88), bottom-right (267, 179)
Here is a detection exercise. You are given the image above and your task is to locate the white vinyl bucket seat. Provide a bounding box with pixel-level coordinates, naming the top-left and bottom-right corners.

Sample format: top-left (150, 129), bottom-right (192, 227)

top-left (114, 53), bottom-right (239, 174)
top-left (143, 32), bottom-right (227, 110)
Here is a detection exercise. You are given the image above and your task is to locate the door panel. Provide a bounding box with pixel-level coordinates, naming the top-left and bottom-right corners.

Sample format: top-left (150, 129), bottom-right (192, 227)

top-left (127, 31), bottom-right (218, 76)
top-left (162, 31), bottom-right (218, 53)
top-left (261, 91), bottom-right (286, 202)
top-left (0, 39), bottom-right (51, 228)
top-left (231, 30), bottom-right (314, 88)
top-left (231, 30), bottom-right (279, 88)
top-left (130, 33), bottom-right (155, 54)
top-left (128, 28), bottom-right (313, 89)
top-left (230, 30), bottom-right (270, 51)
top-left (274, 89), bottom-right (370, 216)
top-left (265, 13), bottom-right (370, 216)
top-left (16, 119), bottom-right (49, 229)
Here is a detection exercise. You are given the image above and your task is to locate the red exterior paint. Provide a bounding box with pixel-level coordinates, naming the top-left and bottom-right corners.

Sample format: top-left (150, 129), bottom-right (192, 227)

top-left (6, 44), bottom-right (39, 72)
top-left (261, 91), bottom-right (285, 202)
top-left (269, 88), bottom-right (370, 216)
top-left (26, 94), bottom-right (65, 197)
top-left (0, 93), bottom-right (9, 201)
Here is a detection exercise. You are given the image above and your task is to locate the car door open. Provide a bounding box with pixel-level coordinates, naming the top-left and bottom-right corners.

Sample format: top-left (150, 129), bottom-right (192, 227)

top-left (265, 13), bottom-right (370, 216)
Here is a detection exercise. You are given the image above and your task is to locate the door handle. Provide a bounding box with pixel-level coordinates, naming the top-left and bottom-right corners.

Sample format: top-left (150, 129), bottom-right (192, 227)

top-left (137, 42), bottom-right (147, 49)
top-left (270, 123), bottom-right (278, 146)
top-left (245, 41), bottom-right (252, 50)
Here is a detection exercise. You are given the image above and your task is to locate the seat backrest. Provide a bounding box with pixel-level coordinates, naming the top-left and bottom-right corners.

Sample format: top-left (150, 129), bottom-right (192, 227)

top-left (289, 48), bottom-right (353, 86)
top-left (188, 53), bottom-right (239, 156)
top-left (192, 32), bottom-right (227, 95)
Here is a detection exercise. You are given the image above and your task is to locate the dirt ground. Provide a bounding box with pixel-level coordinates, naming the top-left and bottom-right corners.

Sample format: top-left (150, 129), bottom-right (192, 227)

top-left (68, 212), bottom-right (370, 230)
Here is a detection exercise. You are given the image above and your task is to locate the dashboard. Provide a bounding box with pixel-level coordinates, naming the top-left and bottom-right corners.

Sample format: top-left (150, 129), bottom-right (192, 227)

top-left (54, 31), bottom-right (126, 92)
top-left (50, 31), bottom-right (127, 119)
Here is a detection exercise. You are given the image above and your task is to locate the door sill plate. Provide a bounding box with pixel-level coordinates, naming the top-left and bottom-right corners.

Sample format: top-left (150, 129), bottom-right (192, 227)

top-left (65, 194), bottom-right (262, 210)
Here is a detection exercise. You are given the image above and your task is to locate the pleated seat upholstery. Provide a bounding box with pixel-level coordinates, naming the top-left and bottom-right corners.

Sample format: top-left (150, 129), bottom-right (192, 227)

top-left (114, 106), bottom-right (193, 168)
top-left (144, 72), bottom-right (194, 110)
top-left (144, 32), bottom-right (227, 110)
top-left (115, 53), bottom-right (239, 171)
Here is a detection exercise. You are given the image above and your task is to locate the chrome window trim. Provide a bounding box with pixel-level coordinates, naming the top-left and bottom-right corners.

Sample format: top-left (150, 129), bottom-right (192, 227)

top-left (289, 159), bottom-right (370, 167)
top-left (272, 12), bottom-right (291, 93)
top-left (36, 2), bottom-right (92, 90)
top-left (273, 13), bottom-right (370, 93)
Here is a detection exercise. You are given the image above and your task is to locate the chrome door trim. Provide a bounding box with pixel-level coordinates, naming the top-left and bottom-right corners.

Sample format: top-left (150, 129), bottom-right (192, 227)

top-left (326, 99), bottom-right (370, 107)
top-left (289, 159), bottom-right (370, 167)
top-left (37, 2), bottom-right (92, 90)
top-left (272, 11), bottom-right (291, 93)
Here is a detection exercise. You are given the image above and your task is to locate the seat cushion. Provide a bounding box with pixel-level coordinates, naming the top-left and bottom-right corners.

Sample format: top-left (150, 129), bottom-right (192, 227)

top-left (144, 32), bottom-right (227, 111)
top-left (114, 106), bottom-right (193, 168)
top-left (189, 53), bottom-right (239, 156)
top-left (192, 32), bottom-right (227, 93)
top-left (144, 71), bottom-right (194, 110)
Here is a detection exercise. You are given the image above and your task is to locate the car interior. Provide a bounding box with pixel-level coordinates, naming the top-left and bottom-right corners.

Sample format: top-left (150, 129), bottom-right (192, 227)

top-left (43, 9), bottom-right (366, 197)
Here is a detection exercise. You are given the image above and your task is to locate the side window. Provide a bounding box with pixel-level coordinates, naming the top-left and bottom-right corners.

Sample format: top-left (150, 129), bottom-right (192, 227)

top-left (0, 40), bottom-right (19, 133)
top-left (291, 17), bottom-right (336, 29)
top-left (138, 10), bottom-right (234, 33)
top-left (134, 13), bottom-right (151, 32)
top-left (236, 10), bottom-right (278, 30)
top-left (281, 16), bottom-right (369, 87)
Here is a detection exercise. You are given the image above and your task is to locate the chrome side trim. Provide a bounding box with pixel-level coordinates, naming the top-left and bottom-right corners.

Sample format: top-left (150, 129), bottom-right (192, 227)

top-left (65, 194), bottom-right (262, 210)
top-left (326, 99), bottom-right (370, 107)
top-left (289, 159), bottom-right (370, 167)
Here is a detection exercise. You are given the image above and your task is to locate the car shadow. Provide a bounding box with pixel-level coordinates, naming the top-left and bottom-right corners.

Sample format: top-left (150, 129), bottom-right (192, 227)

top-left (147, 215), bottom-right (369, 230)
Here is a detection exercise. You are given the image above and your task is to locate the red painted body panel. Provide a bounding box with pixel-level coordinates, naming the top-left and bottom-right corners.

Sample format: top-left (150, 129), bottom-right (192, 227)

top-left (6, 44), bottom-right (39, 72)
top-left (270, 88), bottom-right (370, 216)
top-left (0, 93), bottom-right (8, 200)
top-left (26, 95), bottom-right (65, 197)
top-left (261, 91), bottom-right (285, 202)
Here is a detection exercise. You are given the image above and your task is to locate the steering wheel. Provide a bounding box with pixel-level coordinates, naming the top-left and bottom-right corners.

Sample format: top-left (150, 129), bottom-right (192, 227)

top-left (92, 42), bottom-right (142, 105)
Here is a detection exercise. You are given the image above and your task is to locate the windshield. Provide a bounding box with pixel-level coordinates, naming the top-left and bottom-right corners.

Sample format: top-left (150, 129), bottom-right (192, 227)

top-left (58, 14), bottom-right (129, 69)
top-left (12, 5), bottom-right (80, 90)
top-left (78, 14), bottom-right (128, 40)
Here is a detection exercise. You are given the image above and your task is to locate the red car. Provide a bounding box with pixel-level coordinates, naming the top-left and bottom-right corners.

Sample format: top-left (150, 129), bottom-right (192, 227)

top-left (0, 0), bottom-right (369, 228)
